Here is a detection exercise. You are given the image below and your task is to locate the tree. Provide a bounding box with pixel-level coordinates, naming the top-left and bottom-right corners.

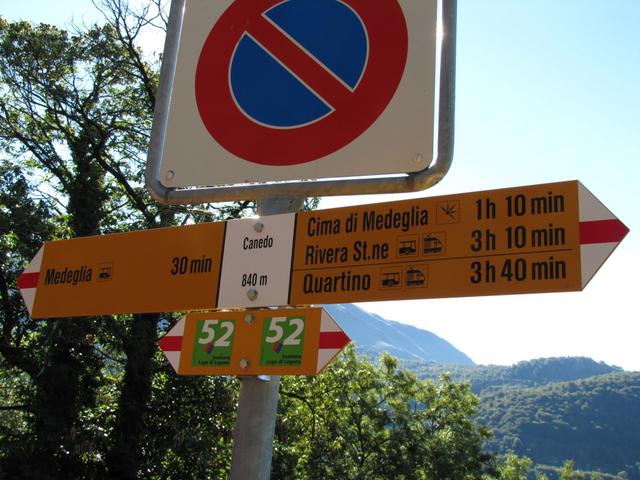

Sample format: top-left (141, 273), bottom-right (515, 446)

top-left (559, 461), bottom-right (586, 480)
top-left (493, 453), bottom-right (533, 480)
top-left (0, 7), bottom-right (252, 477)
top-left (0, 161), bottom-right (58, 476)
top-left (273, 347), bottom-right (494, 479)
top-left (1, 3), bottom-right (587, 479)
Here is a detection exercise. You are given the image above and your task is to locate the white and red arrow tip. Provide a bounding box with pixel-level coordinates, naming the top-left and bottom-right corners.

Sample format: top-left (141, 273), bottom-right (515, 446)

top-left (578, 183), bottom-right (629, 289)
top-left (317, 309), bottom-right (350, 373)
top-left (158, 316), bottom-right (185, 373)
top-left (16, 246), bottom-right (44, 317)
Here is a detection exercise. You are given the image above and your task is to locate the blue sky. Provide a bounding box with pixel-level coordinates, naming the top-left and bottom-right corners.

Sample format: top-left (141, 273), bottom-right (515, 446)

top-left (4, 1), bottom-right (639, 369)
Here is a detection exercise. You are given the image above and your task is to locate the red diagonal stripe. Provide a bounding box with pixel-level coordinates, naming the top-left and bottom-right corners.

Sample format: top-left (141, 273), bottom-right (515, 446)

top-left (319, 331), bottom-right (350, 350)
top-left (159, 335), bottom-right (182, 352)
top-left (247, 16), bottom-right (352, 110)
top-left (580, 219), bottom-right (629, 245)
top-left (17, 272), bottom-right (40, 289)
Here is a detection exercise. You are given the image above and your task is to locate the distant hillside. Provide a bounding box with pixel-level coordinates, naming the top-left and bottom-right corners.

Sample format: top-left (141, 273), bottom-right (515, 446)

top-left (406, 357), bottom-right (637, 479)
top-left (326, 306), bottom-right (639, 477)
top-left (409, 357), bottom-right (621, 394)
top-left (325, 304), bottom-right (474, 365)
top-left (478, 372), bottom-right (640, 478)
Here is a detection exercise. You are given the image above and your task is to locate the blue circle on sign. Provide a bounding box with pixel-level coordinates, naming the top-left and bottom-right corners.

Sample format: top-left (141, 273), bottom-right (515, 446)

top-left (230, 0), bottom-right (368, 128)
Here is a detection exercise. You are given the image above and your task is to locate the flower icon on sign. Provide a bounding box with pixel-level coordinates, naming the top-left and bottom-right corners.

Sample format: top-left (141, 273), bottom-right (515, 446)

top-left (436, 201), bottom-right (460, 224)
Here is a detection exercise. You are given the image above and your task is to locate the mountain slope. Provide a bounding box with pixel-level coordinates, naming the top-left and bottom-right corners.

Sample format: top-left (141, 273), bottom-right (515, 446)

top-left (477, 372), bottom-right (640, 477)
top-left (325, 304), bottom-right (473, 365)
top-left (325, 305), bottom-right (639, 477)
top-left (407, 357), bottom-right (637, 477)
top-left (409, 357), bottom-right (621, 394)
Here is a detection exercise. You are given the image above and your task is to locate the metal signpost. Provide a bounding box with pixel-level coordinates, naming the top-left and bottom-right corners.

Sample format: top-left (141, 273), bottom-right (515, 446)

top-left (226, 197), bottom-right (304, 480)
top-left (17, 0), bottom-right (630, 478)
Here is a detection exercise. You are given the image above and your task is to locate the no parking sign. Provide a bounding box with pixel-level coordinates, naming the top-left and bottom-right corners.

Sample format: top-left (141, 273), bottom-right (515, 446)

top-left (148, 0), bottom-right (443, 195)
top-left (196, 0), bottom-right (407, 167)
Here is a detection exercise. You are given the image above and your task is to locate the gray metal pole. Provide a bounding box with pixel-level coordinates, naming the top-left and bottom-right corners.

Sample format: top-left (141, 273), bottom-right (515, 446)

top-left (229, 196), bottom-right (305, 480)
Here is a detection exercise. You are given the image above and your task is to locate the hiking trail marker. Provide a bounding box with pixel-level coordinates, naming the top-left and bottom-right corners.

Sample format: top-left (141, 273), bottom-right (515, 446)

top-left (158, 307), bottom-right (350, 376)
top-left (18, 181), bottom-right (628, 318)
top-left (288, 180), bottom-right (629, 304)
top-left (17, 223), bottom-right (227, 318)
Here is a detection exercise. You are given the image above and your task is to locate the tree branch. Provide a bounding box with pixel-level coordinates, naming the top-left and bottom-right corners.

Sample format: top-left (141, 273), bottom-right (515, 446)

top-left (0, 404), bottom-right (27, 411)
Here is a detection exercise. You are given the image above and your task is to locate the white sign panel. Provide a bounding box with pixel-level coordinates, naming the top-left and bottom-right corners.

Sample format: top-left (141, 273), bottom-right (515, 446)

top-left (217, 213), bottom-right (296, 308)
top-left (155, 0), bottom-right (438, 188)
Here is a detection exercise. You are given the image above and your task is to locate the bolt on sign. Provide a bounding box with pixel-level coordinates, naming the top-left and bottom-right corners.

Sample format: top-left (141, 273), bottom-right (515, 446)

top-left (158, 307), bottom-right (350, 376)
top-left (18, 181), bottom-right (628, 318)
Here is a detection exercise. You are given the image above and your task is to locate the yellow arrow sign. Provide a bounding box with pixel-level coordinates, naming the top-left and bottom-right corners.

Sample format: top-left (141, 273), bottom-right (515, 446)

top-left (17, 223), bottom-right (226, 318)
top-left (158, 307), bottom-right (350, 376)
top-left (288, 180), bottom-right (628, 304)
top-left (18, 181), bottom-right (628, 318)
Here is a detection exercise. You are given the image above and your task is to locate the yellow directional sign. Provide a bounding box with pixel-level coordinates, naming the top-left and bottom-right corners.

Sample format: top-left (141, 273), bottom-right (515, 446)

top-left (18, 223), bottom-right (226, 318)
top-left (158, 307), bottom-right (350, 376)
top-left (288, 180), bottom-right (628, 304)
top-left (18, 181), bottom-right (628, 318)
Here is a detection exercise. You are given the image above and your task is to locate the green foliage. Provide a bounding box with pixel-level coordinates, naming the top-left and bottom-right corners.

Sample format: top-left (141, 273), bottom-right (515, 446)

top-left (411, 357), bottom-right (621, 395)
top-left (139, 371), bottom-right (237, 478)
top-left (1, 4), bottom-right (635, 480)
top-left (274, 347), bottom-right (493, 479)
top-left (0, 365), bottom-right (30, 443)
top-left (490, 453), bottom-right (533, 480)
top-left (476, 372), bottom-right (640, 477)
top-left (408, 358), bottom-right (639, 479)
top-left (0, 4), bottom-right (253, 478)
